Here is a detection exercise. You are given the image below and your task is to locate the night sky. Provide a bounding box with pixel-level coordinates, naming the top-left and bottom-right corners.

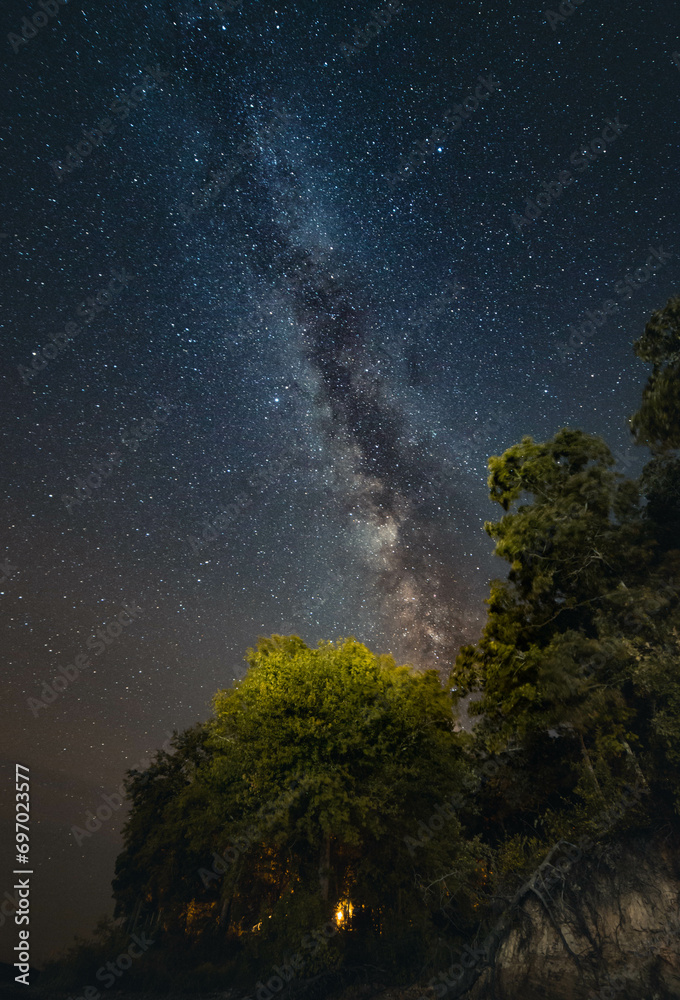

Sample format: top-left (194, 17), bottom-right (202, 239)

top-left (1, 0), bottom-right (678, 966)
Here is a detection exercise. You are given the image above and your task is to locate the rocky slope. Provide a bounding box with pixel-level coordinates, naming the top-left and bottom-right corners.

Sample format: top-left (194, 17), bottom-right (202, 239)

top-left (457, 831), bottom-right (680, 1000)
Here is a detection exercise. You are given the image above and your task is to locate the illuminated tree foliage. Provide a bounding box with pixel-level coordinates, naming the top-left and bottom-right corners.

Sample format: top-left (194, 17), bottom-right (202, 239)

top-left (112, 636), bottom-right (478, 981)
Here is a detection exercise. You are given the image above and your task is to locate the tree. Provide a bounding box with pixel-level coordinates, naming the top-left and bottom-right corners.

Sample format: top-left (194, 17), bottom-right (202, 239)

top-left (112, 635), bottom-right (478, 979)
top-left (112, 724), bottom-right (215, 938)
top-left (629, 297), bottom-right (680, 549)
top-left (451, 427), bottom-right (659, 856)
top-left (630, 295), bottom-right (680, 452)
top-left (456, 429), bottom-right (650, 731)
top-left (638, 453), bottom-right (680, 551)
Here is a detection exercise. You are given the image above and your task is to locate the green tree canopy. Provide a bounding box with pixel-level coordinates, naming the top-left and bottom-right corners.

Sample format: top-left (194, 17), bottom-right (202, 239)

top-left (453, 408), bottom-right (680, 866)
top-left (455, 429), bottom-right (651, 742)
top-left (113, 636), bottom-right (478, 979)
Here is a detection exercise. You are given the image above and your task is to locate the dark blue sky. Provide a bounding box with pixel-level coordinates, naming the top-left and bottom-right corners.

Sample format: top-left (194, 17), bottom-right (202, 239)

top-left (0, 0), bottom-right (677, 963)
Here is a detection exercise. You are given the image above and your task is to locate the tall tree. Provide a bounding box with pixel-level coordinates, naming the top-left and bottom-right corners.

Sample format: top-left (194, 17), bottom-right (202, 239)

top-left (112, 635), bottom-right (478, 977)
top-left (456, 430), bottom-right (650, 730)
top-left (112, 724), bottom-right (215, 937)
top-left (452, 427), bottom-right (657, 848)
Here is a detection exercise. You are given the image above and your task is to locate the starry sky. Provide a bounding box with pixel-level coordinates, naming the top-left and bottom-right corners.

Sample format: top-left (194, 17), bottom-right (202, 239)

top-left (1, 0), bottom-right (678, 966)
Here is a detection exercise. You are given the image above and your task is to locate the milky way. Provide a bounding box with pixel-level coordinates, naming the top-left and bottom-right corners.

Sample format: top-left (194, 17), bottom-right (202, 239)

top-left (215, 137), bottom-right (474, 667)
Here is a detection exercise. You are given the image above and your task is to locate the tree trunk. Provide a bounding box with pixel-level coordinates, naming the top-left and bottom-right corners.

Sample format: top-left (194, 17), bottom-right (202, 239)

top-left (128, 896), bottom-right (143, 934)
top-left (622, 738), bottom-right (649, 790)
top-left (220, 859), bottom-right (241, 931)
top-left (579, 732), bottom-right (606, 804)
top-left (319, 833), bottom-right (331, 901)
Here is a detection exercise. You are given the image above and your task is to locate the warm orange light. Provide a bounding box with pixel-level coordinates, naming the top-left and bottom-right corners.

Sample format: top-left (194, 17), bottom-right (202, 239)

top-left (334, 898), bottom-right (354, 925)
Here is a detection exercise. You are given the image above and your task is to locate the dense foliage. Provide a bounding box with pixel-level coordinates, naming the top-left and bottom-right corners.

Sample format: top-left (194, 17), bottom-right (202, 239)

top-left (108, 637), bottom-right (481, 986)
top-left (46, 297), bottom-right (680, 993)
